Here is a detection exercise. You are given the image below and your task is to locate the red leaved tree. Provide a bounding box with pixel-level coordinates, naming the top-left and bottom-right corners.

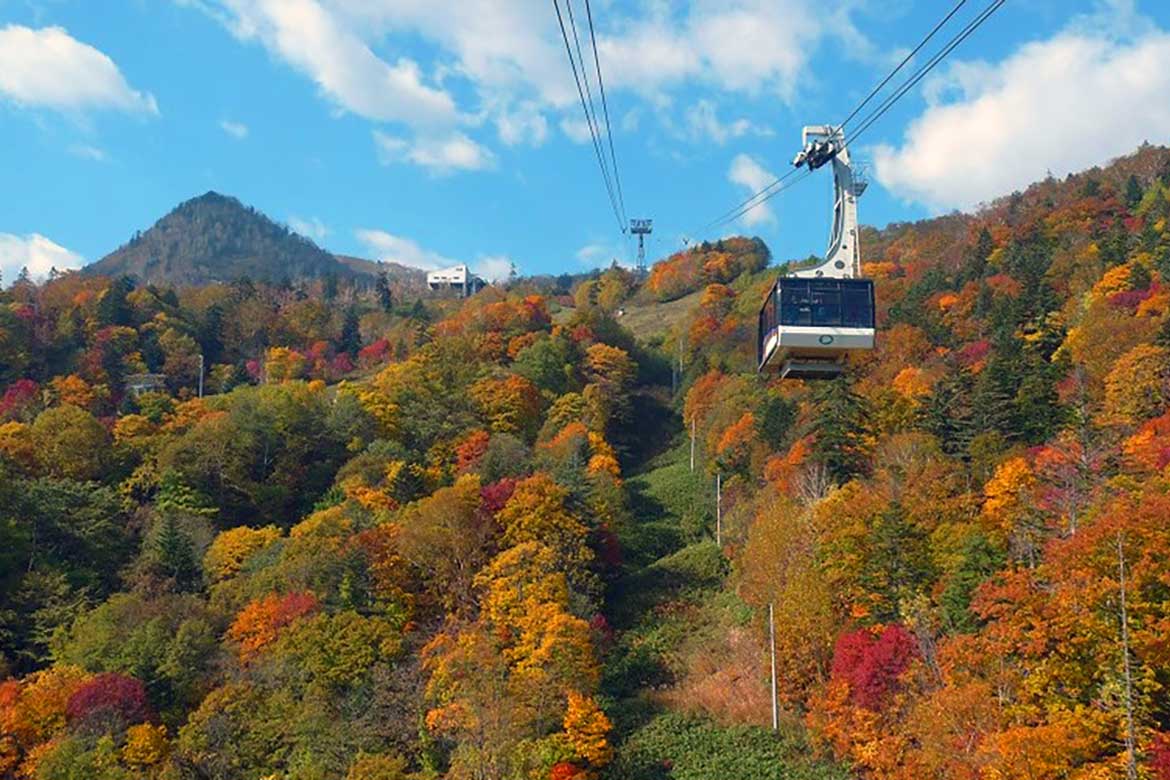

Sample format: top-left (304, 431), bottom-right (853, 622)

top-left (830, 624), bottom-right (918, 710)
top-left (66, 673), bottom-right (152, 732)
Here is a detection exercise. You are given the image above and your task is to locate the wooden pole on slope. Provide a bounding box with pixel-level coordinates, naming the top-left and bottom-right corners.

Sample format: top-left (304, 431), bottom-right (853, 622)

top-left (690, 418), bottom-right (696, 472)
top-left (716, 472), bottom-right (722, 547)
top-left (1119, 534), bottom-right (1137, 780)
top-left (769, 602), bottom-right (778, 731)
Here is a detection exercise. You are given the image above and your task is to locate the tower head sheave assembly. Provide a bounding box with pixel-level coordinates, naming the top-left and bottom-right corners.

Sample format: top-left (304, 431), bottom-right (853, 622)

top-left (630, 218), bottom-right (653, 276)
top-left (791, 125), bottom-right (863, 281)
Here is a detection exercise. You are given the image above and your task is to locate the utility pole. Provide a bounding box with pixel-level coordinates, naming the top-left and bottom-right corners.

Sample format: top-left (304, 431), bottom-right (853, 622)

top-left (630, 218), bottom-right (653, 276)
top-left (769, 602), bottom-right (778, 731)
top-left (716, 472), bottom-right (722, 547)
top-left (198, 354), bottom-right (204, 398)
top-left (1118, 534), bottom-right (1137, 780)
top-left (690, 418), bottom-right (696, 472)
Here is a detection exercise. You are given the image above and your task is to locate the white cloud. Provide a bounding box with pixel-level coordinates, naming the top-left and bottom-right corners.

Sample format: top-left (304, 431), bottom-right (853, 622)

top-left (576, 242), bottom-right (628, 269)
top-left (220, 119), bottom-right (249, 139)
top-left (289, 215), bottom-right (329, 241)
top-left (495, 102), bottom-right (548, 146)
top-left (560, 116), bottom-right (593, 144)
top-left (373, 129), bottom-right (495, 174)
top-left (475, 255), bottom-right (514, 283)
top-left (594, 0), bottom-right (860, 100)
top-left (873, 26), bottom-right (1170, 211)
top-left (316, 0), bottom-right (573, 107)
top-left (67, 144), bottom-right (108, 162)
top-left (728, 153), bottom-right (777, 227)
top-left (0, 25), bottom-right (158, 115)
top-left (210, 0), bottom-right (456, 126)
top-left (595, 20), bottom-right (698, 95)
top-left (684, 99), bottom-right (770, 144)
top-left (355, 228), bottom-right (511, 281)
top-left (0, 233), bottom-right (85, 286)
top-left (689, 2), bottom-right (820, 98)
top-left (620, 108), bottom-right (641, 133)
top-left (355, 228), bottom-right (455, 270)
top-left (188, 0), bottom-right (874, 170)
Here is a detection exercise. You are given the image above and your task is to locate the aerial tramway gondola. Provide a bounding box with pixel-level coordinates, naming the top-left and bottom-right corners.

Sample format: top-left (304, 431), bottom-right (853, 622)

top-left (758, 126), bottom-right (875, 379)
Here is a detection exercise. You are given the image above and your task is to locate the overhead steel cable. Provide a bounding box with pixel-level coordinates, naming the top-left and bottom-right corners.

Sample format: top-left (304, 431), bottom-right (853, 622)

top-left (565, 0), bottom-right (623, 227)
top-left (693, 0), bottom-right (989, 241)
top-left (832, 0), bottom-right (969, 136)
top-left (552, 0), bottom-right (625, 233)
top-left (564, 0), bottom-right (613, 191)
top-left (584, 0), bottom-right (627, 225)
top-left (698, 167), bottom-right (804, 235)
top-left (713, 169), bottom-right (815, 233)
top-left (845, 0), bottom-right (1007, 150)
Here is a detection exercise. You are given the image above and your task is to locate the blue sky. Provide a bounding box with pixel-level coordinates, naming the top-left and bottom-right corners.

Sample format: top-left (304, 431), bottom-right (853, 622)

top-left (2, 0), bottom-right (1170, 285)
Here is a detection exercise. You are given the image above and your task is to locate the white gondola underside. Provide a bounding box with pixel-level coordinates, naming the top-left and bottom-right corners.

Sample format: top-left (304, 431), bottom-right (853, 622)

top-left (759, 325), bottom-right (875, 379)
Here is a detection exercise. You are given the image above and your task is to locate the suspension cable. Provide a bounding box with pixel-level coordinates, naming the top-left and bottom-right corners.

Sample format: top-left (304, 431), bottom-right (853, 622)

top-left (845, 0), bottom-right (1007, 150)
top-left (833, 0), bottom-right (969, 135)
top-left (552, 0), bottom-right (624, 233)
top-left (694, 0), bottom-right (1005, 241)
top-left (584, 0), bottom-right (627, 225)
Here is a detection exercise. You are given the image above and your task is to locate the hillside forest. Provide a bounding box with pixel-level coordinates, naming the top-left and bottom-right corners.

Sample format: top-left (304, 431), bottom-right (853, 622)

top-left (4, 145), bottom-right (1170, 779)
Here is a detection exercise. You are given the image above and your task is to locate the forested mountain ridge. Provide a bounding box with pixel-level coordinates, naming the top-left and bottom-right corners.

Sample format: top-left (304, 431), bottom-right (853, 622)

top-left (84, 191), bottom-right (425, 289)
top-left (4, 143), bottom-right (1170, 779)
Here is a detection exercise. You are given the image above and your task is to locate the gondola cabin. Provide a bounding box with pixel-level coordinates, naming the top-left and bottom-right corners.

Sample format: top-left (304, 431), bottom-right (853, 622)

top-left (757, 124), bottom-right (876, 379)
top-left (757, 277), bottom-right (875, 379)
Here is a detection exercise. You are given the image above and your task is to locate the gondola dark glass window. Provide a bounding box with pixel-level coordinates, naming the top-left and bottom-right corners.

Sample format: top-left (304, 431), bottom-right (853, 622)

top-left (771, 278), bottom-right (873, 328)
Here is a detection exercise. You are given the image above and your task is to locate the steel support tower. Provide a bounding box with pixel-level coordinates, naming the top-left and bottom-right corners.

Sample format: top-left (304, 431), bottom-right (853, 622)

top-left (630, 218), bottom-right (652, 275)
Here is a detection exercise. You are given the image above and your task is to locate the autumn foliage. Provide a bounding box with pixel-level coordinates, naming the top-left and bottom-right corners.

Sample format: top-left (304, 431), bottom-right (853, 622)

top-left (7, 145), bottom-right (1170, 778)
top-left (228, 591), bottom-right (320, 661)
top-left (66, 672), bottom-right (152, 728)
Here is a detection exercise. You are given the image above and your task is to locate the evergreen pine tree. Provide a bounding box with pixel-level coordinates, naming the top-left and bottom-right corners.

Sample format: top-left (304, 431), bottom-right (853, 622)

top-left (340, 308), bottom-right (361, 356)
top-left (1014, 362), bottom-right (1066, 444)
top-left (939, 533), bottom-right (1004, 633)
top-left (152, 513), bottom-right (200, 591)
top-left (97, 275), bottom-right (135, 327)
top-left (810, 377), bottom-right (870, 485)
top-left (375, 271), bottom-right (394, 312)
top-left (859, 503), bottom-right (934, 623)
top-left (756, 393), bottom-right (796, 446)
top-left (1099, 222), bottom-right (1132, 267)
top-left (960, 227), bottom-right (995, 284)
top-left (198, 303), bottom-right (225, 364)
top-left (156, 471), bottom-right (218, 518)
top-left (920, 366), bottom-right (975, 459)
top-left (1125, 174), bottom-right (1144, 209)
top-left (970, 351), bottom-right (1018, 442)
top-left (323, 273), bottom-right (339, 301)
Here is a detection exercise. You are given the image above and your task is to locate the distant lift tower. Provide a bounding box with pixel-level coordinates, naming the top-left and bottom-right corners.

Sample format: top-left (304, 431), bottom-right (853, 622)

top-left (630, 218), bottom-right (653, 275)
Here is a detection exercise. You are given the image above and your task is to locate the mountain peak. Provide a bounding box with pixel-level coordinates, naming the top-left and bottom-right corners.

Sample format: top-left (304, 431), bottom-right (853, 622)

top-left (85, 193), bottom-right (365, 287)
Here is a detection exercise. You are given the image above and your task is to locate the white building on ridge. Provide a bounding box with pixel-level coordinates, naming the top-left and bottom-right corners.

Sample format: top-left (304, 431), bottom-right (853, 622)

top-left (426, 264), bottom-right (485, 297)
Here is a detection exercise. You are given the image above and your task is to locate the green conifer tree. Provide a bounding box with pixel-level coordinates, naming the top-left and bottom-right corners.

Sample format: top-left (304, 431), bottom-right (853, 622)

top-left (810, 377), bottom-right (870, 484)
top-left (152, 513), bottom-right (201, 591)
top-left (1125, 174), bottom-right (1144, 209)
top-left (340, 308), bottom-right (361, 356)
